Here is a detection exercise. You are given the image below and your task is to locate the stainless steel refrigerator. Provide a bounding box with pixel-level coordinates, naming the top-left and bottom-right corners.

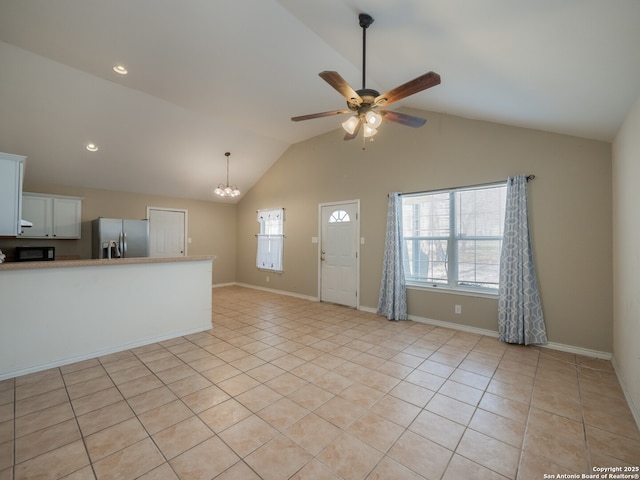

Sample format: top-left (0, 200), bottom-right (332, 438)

top-left (92, 218), bottom-right (149, 259)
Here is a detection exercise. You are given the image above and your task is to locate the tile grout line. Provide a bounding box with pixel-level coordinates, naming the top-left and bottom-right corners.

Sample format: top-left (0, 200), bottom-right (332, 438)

top-left (515, 346), bottom-right (540, 480)
top-left (433, 333), bottom-right (512, 480)
top-left (126, 338), bottom-right (221, 479)
top-left (7, 287), bottom-right (637, 479)
top-left (61, 366), bottom-right (98, 480)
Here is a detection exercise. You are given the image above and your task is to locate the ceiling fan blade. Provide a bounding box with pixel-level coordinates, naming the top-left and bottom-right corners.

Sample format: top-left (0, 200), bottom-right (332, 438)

top-left (291, 109), bottom-right (350, 122)
top-left (374, 71), bottom-right (441, 107)
top-left (319, 71), bottom-right (362, 106)
top-left (380, 110), bottom-right (427, 128)
top-left (343, 120), bottom-right (361, 141)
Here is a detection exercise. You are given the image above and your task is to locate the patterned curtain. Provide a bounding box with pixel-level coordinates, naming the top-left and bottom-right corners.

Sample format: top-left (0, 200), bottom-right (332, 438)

top-left (377, 192), bottom-right (408, 320)
top-left (498, 175), bottom-right (547, 344)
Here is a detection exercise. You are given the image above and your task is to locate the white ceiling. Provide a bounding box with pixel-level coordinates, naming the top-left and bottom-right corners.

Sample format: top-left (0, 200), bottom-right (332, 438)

top-left (1, 0), bottom-right (639, 202)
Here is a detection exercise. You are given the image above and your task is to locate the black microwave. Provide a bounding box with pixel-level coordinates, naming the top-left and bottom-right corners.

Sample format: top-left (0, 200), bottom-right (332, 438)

top-left (15, 246), bottom-right (55, 262)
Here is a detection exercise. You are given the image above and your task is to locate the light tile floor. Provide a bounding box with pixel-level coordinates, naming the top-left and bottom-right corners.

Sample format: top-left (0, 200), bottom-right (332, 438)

top-left (1, 286), bottom-right (639, 479)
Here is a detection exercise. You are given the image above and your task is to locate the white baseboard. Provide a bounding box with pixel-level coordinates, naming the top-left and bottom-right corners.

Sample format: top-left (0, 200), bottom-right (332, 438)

top-left (408, 314), bottom-right (500, 339)
top-left (543, 341), bottom-right (612, 360)
top-left (234, 283), bottom-right (318, 302)
top-left (611, 356), bottom-right (640, 431)
top-left (358, 305), bottom-right (378, 315)
top-left (238, 286), bottom-right (614, 360)
top-left (0, 326), bottom-right (211, 382)
top-left (406, 313), bottom-right (613, 360)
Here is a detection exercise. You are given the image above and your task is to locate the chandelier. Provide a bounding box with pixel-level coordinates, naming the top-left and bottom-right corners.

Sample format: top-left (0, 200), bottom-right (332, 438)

top-left (214, 152), bottom-right (240, 198)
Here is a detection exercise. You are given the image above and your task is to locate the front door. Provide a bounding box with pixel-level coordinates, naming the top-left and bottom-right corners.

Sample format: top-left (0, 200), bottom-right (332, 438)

top-left (320, 201), bottom-right (359, 308)
top-left (147, 207), bottom-right (187, 257)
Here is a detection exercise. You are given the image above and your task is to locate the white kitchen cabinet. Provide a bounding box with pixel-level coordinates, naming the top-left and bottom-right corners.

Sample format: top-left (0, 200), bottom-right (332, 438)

top-left (52, 196), bottom-right (82, 238)
top-left (21, 194), bottom-right (51, 237)
top-left (21, 193), bottom-right (82, 239)
top-left (0, 152), bottom-right (26, 236)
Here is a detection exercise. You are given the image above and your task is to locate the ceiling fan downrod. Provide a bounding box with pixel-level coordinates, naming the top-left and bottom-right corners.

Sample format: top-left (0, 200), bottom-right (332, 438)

top-left (359, 13), bottom-right (374, 90)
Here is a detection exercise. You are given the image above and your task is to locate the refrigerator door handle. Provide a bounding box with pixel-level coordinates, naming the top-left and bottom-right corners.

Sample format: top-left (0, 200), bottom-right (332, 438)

top-left (121, 231), bottom-right (127, 258)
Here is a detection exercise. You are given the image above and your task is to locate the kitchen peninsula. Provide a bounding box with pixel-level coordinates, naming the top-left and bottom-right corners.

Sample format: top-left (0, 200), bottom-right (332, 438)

top-left (0, 256), bottom-right (214, 380)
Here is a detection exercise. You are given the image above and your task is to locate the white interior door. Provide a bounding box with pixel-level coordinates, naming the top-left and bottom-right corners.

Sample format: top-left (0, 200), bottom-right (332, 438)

top-left (147, 207), bottom-right (187, 257)
top-left (320, 201), bottom-right (359, 308)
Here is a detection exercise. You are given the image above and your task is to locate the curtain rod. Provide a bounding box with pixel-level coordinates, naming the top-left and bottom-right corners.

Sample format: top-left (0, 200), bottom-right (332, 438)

top-left (256, 208), bottom-right (285, 213)
top-left (395, 175), bottom-right (535, 197)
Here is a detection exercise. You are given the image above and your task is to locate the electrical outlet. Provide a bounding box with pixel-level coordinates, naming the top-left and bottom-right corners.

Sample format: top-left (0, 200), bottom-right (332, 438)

top-left (455, 304), bottom-right (462, 314)
top-left (266, 276), bottom-right (270, 282)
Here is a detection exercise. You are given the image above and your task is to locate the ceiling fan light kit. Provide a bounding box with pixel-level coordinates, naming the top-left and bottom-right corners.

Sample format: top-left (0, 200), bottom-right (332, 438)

top-left (341, 116), bottom-right (360, 135)
top-left (291, 13), bottom-right (441, 146)
top-left (214, 152), bottom-right (240, 198)
top-left (365, 111), bottom-right (382, 128)
top-left (363, 124), bottom-right (377, 138)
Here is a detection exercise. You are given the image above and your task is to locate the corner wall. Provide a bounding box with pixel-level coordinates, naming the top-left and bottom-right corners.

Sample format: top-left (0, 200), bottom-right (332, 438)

top-left (236, 109), bottom-right (613, 352)
top-left (612, 94), bottom-right (640, 424)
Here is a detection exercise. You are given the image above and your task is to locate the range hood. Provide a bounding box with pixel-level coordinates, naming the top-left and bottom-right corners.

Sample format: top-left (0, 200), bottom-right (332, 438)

top-left (21, 219), bottom-right (33, 228)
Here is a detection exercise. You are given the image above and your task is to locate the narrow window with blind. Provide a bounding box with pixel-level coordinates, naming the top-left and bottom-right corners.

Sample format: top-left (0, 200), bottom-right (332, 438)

top-left (256, 208), bottom-right (284, 272)
top-left (401, 183), bottom-right (507, 293)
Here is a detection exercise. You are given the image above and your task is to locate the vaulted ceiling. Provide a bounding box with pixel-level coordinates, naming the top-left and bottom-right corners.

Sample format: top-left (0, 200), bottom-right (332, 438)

top-left (1, 0), bottom-right (639, 202)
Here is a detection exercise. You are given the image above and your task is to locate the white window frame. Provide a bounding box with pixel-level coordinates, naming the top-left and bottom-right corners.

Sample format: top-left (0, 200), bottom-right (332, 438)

top-left (256, 208), bottom-right (284, 272)
top-left (401, 182), bottom-right (507, 295)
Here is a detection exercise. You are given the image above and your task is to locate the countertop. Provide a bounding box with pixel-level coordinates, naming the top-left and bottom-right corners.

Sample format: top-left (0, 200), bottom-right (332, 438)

top-left (0, 255), bottom-right (216, 271)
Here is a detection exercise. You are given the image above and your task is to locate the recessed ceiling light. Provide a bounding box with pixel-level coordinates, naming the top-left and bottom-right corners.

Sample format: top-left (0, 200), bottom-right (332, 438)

top-left (113, 65), bottom-right (128, 75)
top-left (86, 143), bottom-right (99, 152)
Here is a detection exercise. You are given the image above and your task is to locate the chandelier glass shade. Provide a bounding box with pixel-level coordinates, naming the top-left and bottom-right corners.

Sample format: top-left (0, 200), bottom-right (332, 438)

top-left (365, 110), bottom-right (382, 128)
top-left (363, 123), bottom-right (377, 138)
top-left (214, 152), bottom-right (240, 198)
top-left (341, 110), bottom-right (382, 138)
top-left (341, 116), bottom-right (360, 135)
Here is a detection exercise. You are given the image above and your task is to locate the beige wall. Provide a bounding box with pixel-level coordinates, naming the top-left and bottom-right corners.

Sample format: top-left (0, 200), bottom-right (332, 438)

top-left (612, 94), bottom-right (640, 423)
top-left (1, 108), bottom-right (614, 353)
top-left (237, 109), bottom-right (613, 352)
top-left (0, 183), bottom-right (236, 284)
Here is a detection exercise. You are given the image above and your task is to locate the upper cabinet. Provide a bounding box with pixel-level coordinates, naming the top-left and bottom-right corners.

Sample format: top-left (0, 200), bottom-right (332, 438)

top-left (0, 152), bottom-right (26, 236)
top-left (52, 196), bottom-right (82, 238)
top-left (22, 194), bottom-right (51, 238)
top-left (21, 193), bottom-right (82, 239)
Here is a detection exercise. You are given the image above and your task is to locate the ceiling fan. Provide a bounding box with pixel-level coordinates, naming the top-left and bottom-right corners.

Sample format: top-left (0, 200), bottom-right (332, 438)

top-left (291, 13), bottom-right (441, 142)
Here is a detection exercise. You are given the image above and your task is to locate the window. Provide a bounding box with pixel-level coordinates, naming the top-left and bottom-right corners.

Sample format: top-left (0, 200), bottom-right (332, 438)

top-left (401, 183), bottom-right (507, 292)
top-left (256, 208), bottom-right (284, 271)
top-left (328, 209), bottom-right (350, 223)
